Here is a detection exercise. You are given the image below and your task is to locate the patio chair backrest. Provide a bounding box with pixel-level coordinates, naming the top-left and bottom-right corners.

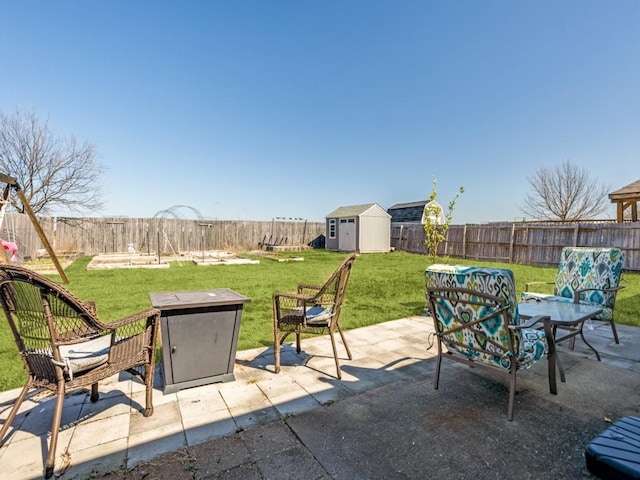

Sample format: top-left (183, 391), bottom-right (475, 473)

top-left (426, 264), bottom-right (521, 324)
top-left (555, 247), bottom-right (624, 318)
top-left (425, 265), bottom-right (524, 371)
top-left (0, 266), bottom-right (105, 384)
top-left (311, 252), bottom-right (355, 324)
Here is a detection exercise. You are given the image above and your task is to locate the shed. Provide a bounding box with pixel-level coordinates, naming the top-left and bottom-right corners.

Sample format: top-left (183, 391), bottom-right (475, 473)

top-left (609, 180), bottom-right (640, 222)
top-left (325, 203), bottom-right (391, 253)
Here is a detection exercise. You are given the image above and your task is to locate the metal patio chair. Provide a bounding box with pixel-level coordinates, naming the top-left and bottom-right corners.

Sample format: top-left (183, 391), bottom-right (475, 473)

top-left (522, 247), bottom-right (625, 346)
top-left (273, 253), bottom-right (356, 379)
top-left (0, 265), bottom-right (160, 479)
top-left (425, 264), bottom-right (557, 421)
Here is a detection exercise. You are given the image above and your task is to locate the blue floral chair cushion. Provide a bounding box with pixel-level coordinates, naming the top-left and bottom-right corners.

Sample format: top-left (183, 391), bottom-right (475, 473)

top-left (425, 264), bottom-right (547, 371)
top-left (521, 247), bottom-right (624, 322)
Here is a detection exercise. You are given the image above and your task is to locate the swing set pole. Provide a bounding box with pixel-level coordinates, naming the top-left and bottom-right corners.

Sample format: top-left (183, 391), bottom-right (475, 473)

top-left (0, 173), bottom-right (69, 283)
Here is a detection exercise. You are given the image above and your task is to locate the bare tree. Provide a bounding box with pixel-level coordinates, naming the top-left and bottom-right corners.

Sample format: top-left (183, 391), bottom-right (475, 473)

top-left (0, 109), bottom-right (105, 215)
top-left (521, 160), bottom-right (609, 221)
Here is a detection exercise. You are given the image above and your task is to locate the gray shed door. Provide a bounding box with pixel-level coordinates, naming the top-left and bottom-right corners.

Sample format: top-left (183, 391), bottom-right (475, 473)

top-left (339, 218), bottom-right (356, 251)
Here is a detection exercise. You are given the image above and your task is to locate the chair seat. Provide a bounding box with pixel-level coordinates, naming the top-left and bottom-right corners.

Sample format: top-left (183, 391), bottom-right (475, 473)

top-left (303, 306), bottom-right (333, 325)
top-left (58, 335), bottom-right (111, 376)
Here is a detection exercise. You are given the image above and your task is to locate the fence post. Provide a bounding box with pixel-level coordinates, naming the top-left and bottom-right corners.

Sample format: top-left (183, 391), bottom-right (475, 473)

top-left (462, 225), bottom-right (467, 259)
top-left (573, 223), bottom-right (579, 246)
top-left (508, 223), bottom-right (515, 263)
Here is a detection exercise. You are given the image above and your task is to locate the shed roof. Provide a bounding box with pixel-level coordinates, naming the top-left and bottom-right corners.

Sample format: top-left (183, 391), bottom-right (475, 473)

top-left (325, 203), bottom-right (389, 218)
top-left (609, 180), bottom-right (640, 200)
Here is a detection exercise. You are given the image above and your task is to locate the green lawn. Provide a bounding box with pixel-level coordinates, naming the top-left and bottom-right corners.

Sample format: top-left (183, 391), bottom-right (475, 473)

top-left (1, 249), bottom-right (638, 392)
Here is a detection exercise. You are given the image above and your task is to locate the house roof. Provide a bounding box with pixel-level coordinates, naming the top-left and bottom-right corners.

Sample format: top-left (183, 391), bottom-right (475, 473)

top-left (387, 200), bottom-right (428, 210)
top-left (609, 180), bottom-right (640, 201)
top-left (325, 203), bottom-right (389, 218)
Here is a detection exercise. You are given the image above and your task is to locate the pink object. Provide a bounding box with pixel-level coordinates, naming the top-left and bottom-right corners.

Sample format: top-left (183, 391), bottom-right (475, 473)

top-left (1, 239), bottom-right (18, 262)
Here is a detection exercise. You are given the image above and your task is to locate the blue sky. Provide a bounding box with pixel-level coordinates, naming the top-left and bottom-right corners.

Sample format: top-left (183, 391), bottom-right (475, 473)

top-left (1, 1), bottom-right (638, 223)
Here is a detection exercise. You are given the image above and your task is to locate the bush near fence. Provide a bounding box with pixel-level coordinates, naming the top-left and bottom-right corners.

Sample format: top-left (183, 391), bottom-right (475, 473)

top-left (392, 221), bottom-right (640, 272)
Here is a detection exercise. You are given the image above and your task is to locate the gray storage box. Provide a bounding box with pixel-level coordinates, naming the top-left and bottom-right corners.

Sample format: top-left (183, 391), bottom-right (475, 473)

top-left (149, 289), bottom-right (250, 394)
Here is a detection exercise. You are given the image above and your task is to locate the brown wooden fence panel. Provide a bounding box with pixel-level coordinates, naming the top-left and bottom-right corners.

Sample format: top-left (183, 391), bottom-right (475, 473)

top-left (391, 221), bottom-right (640, 271)
top-left (0, 214), bottom-right (325, 261)
top-left (7, 214), bottom-right (639, 271)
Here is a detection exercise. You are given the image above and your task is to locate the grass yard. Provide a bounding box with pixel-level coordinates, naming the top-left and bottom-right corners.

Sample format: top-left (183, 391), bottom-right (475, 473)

top-left (1, 249), bottom-right (639, 392)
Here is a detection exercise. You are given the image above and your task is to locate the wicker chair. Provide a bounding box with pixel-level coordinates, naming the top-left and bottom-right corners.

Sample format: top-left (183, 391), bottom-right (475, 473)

top-left (0, 265), bottom-right (160, 479)
top-left (273, 253), bottom-right (356, 379)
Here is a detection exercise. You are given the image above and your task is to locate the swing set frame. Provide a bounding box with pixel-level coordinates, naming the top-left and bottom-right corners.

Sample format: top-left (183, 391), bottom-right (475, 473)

top-left (0, 173), bottom-right (68, 283)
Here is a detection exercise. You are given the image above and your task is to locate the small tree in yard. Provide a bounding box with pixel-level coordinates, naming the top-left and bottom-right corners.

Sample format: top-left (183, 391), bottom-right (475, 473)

top-left (423, 177), bottom-right (464, 263)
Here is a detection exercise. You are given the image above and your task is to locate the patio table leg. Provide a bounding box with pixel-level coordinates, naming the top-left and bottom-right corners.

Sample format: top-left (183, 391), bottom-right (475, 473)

top-left (579, 323), bottom-right (602, 361)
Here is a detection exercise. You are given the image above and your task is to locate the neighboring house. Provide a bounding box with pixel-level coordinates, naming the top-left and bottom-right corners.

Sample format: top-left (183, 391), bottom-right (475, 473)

top-left (325, 203), bottom-right (391, 253)
top-left (387, 200), bottom-right (444, 224)
top-left (387, 200), bottom-right (428, 223)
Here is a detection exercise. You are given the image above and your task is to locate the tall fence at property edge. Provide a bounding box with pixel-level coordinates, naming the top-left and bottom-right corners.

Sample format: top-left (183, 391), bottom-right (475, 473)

top-left (392, 221), bottom-right (640, 272)
top-left (0, 214), bottom-right (326, 261)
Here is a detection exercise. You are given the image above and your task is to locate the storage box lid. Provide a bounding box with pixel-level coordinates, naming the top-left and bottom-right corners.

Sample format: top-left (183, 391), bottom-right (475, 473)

top-left (149, 289), bottom-right (250, 309)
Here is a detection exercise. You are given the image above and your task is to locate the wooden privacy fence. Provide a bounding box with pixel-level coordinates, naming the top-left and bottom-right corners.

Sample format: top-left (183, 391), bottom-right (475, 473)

top-left (392, 221), bottom-right (640, 272)
top-left (0, 214), bottom-right (325, 260)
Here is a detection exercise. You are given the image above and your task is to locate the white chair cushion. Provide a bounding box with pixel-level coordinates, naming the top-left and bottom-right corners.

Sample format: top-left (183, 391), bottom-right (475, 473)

top-left (59, 335), bottom-right (111, 376)
top-left (305, 306), bottom-right (333, 325)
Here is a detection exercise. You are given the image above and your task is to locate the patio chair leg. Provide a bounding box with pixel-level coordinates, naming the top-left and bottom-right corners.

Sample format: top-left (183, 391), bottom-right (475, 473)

top-left (0, 384), bottom-right (30, 443)
top-left (45, 385), bottom-right (65, 479)
top-left (144, 362), bottom-right (155, 417)
top-left (610, 320), bottom-right (620, 344)
top-left (433, 353), bottom-right (442, 390)
top-left (507, 372), bottom-right (516, 422)
top-left (90, 383), bottom-right (99, 402)
top-left (329, 330), bottom-right (342, 379)
top-left (274, 329), bottom-right (281, 374)
top-left (337, 324), bottom-right (352, 360)
top-left (580, 325), bottom-right (602, 362)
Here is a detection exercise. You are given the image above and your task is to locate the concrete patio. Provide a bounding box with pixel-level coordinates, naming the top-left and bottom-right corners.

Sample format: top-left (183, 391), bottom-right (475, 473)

top-left (1, 316), bottom-right (639, 479)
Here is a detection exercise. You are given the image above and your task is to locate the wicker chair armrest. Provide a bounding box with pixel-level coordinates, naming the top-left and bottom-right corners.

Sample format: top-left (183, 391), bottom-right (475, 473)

top-left (525, 281), bottom-right (554, 292)
top-left (296, 284), bottom-right (322, 295)
top-left (97, 308), bottom-right (161, 331)
top-left (274, 291), bottom-right (314, 303)
top-left (274, 292), bottom-right (315, 312)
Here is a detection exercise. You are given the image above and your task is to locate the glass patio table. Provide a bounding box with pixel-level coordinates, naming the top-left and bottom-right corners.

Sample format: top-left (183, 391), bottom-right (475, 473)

top-left (518, 300), bottom-right (603, 382)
